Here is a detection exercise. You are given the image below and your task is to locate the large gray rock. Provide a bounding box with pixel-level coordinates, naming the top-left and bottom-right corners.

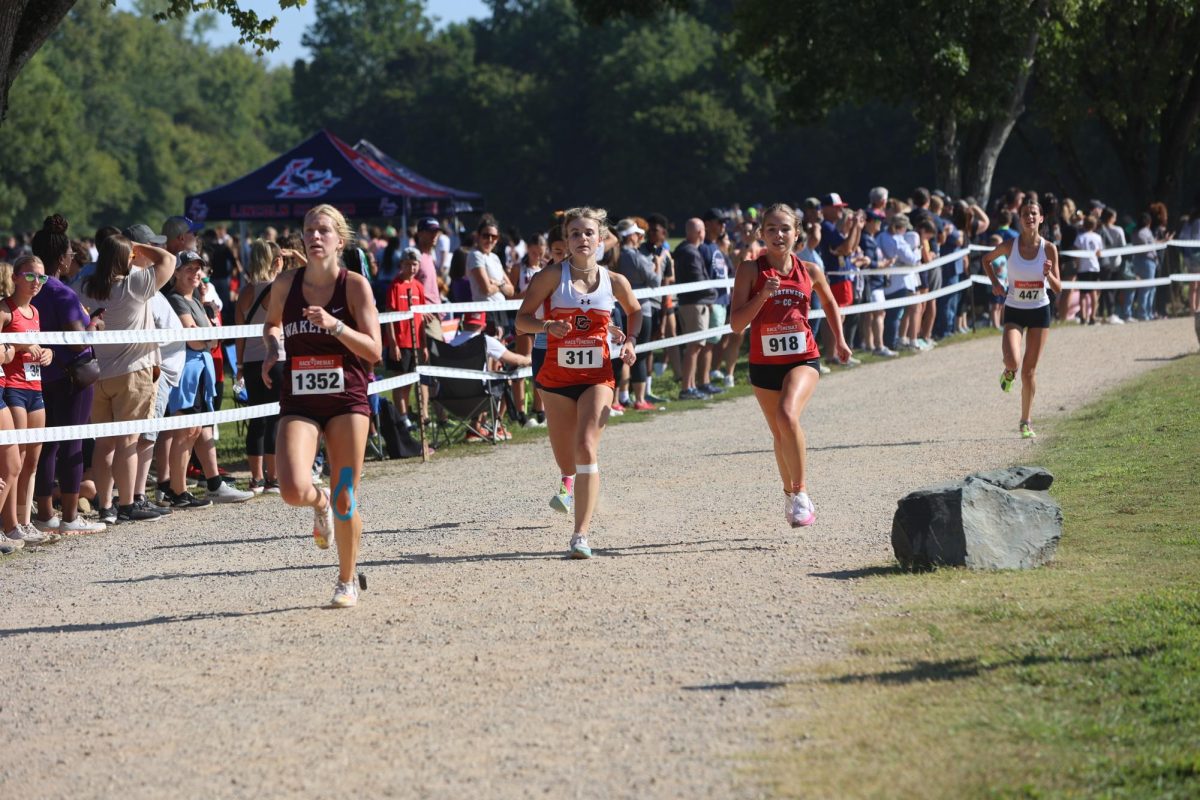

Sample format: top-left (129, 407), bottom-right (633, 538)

top-left (892, 470), bottom-right (1062, 570)
top-left (968, 466), bottom-right (1055, 491)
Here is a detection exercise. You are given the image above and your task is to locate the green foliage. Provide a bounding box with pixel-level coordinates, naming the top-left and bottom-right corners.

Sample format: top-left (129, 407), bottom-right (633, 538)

top-left (289, 0), bottom-right (760, 226)
top-left (0, 0), bottom-right (298, 232)
top-left (156, 0), bottom-right (310, 54)
top-left (1034, 0), bottom-right (1200, 205)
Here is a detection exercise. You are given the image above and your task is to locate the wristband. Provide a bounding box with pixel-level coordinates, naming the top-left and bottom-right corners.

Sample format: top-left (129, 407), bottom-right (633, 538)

top-left (542, 320), bottom-right (551, 333)
top-left (333, 320), bottom-right (346, 337)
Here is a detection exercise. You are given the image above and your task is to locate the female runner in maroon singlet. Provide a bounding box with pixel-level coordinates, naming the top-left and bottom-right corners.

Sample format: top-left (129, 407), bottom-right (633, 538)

top-left (262, 204), bottom-right (382, 608)
top-left (730, 203), bottom-right (851, 529)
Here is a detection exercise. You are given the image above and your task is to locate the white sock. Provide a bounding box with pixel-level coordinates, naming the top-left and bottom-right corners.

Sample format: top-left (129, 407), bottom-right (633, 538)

top-left (645, 375), bottom-right (653, 395)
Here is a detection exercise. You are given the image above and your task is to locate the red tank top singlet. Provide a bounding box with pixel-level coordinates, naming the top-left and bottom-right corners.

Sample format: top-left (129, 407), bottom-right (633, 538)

top-left (279, 267), bottom-right (371, 417)
top-left (748, 253), bottom-right (821, 365)
top-left (3, 298), bottom-right (42, 390)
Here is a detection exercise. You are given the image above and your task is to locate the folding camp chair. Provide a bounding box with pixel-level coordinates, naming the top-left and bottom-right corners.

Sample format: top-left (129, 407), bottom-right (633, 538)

top-left (426, 336), bottom-right (502, 448)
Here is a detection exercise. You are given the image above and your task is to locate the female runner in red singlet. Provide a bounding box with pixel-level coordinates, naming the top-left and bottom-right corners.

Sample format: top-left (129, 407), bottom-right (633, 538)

top-left (262, 204), bottom-right (382, 608)
top-left (515, 207), bottom-right (641, 558)
top-left (730, 203), bottom-right (851, 528)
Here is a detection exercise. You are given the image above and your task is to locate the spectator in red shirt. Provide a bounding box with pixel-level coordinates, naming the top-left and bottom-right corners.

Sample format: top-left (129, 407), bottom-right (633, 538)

top-left (384, 247), bottom-right (427, 421)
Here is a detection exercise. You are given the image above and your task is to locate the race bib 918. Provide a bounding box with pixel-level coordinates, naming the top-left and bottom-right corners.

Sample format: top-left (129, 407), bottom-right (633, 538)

top-left (762, 332), bottom-right (807, 356)
top-left (291, 355), bottom-right (344, 395)
top-left (557, 346), bottom-right (602, 368)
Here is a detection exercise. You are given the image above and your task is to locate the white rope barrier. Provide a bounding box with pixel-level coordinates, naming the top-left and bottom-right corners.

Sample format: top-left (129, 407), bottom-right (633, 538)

top-left (0, 261), bottom-right (1192, 444)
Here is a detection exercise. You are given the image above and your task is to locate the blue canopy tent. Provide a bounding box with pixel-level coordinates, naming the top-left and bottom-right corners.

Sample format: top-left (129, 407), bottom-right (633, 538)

top-left (184, 129), bottom-right (483, 228)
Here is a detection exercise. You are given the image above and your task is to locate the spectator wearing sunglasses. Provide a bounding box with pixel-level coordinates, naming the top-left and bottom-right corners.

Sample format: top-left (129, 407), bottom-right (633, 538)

top-left (468, 215), bottom-right (515, 337)
top-left (1, 255), bottom-right (55, 544)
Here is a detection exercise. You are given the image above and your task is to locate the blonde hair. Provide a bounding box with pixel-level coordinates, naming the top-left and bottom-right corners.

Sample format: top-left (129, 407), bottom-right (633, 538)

top-left (0, 262), bottom-right (12, 299)
top-left (247, 239), bottom-right (282, 283)
top-left (303, 204), bottom-right (354, 256)
top-left (761, 203), bottom-right (799, 227)
top-left (562, 206), bottom-right (609, 238)
top-left (13, 254), bottom-right (44, 275)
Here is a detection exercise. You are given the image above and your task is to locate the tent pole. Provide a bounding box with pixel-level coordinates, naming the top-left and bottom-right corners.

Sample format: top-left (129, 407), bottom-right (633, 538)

top-left (401, 198), bottom-right (409, 246)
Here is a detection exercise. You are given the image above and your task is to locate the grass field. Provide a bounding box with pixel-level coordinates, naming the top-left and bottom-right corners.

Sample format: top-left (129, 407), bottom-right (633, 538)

top-left (758, 354), bottom-right (1200, 798)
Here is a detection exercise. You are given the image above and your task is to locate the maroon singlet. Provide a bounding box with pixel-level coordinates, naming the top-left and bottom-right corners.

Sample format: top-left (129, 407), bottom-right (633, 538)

top-left (280, 266), bottom-right (371, 420)
top-left (748, 253), bottom-right (821, 365)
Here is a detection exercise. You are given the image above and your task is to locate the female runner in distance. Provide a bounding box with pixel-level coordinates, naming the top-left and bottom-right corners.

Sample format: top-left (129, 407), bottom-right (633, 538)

top-left (981, 199), bottom-right (1061, 439)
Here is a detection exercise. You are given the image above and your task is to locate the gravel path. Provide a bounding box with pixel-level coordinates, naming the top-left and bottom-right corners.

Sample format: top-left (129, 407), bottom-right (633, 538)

top-left (2, 317), bottom-right (1194, 799)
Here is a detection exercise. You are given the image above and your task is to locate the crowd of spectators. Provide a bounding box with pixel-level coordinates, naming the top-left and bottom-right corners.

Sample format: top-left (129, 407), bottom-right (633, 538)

top-left (0, 186), bottom-right (1197, 552)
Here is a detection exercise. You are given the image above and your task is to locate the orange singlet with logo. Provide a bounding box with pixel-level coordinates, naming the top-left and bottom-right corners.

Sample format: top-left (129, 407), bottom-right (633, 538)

top-left (537, 265), bottom-right (616, 390)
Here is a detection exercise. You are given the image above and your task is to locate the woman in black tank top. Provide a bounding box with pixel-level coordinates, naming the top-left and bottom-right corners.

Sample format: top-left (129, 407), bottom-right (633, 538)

top-left (261, 204), bottom-right (382, 609)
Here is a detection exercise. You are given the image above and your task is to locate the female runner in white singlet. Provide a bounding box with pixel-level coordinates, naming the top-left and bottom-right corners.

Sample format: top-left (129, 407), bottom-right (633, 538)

top-left (981, 200), bottom-right (1061, 439)
top-left (515, 208), bottom-right (641, 558)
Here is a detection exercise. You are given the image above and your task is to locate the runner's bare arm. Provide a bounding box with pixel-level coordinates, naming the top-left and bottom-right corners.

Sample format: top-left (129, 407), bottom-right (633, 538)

top-left (1043, 242), bottom-right (1062, 294)
top-left (730, 259), bottom-right (770, 333)
top-left (807, 261), bottom-right (852, 363)
top-left (260, 271), bottom-right (290, 389)
top-left (610, 272), bottom-right (642, 364)
top-left (331, 272), bottom-right (383, 365)
top-left (980, 240), bottom-right (1014, 297)
top-left (515, 265), bottom-right (567, 337)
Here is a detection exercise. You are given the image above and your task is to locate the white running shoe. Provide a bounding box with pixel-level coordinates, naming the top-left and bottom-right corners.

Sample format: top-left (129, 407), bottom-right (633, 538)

top-left (874, 347), bottom-right (899, 358)
top-left (723, 373), bottom-right (735, 388)
top-left (1107, 314), bottom-right (1125, 325)
top-left (569, 535), bottom-right (592, 559)
top-left (33, 516), bottom-right (60, 532)
top-left (8, 525), bottom-right (49, 545)
top-left (313, 487), bottom-right (335, 550)
top-left (817, 362), bottom-right (831, 375)
top-left (208, 482), bottom-right (255, 503)
top-left (791, 493), bottom-right (816, 528)
top-left (709, 369), bottom-right (725, 381)
top-left (58, 516), bottom-right (106, 535)
top-left (0, 533), bottom-right (24, 554)
top-left (330, 580), bottom-right (358, 608)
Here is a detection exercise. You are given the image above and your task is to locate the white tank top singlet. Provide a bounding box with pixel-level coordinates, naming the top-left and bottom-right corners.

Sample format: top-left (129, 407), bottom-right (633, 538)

top-left (1005, 237), bottom-right (1050, 310)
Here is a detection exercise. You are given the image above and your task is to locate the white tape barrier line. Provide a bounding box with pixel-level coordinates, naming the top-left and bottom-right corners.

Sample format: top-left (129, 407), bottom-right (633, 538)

top-left (632, 325), bottom-right (732, 354)
top-left (826, 248), bottom-right (970, 277)
top-left (0, 323), bottom-right (267, 347)
top-left (0, 363), bottom-right (538, 445)
top-left (0, 279), bottom-right (734, 346)
top-left (9, 260), bottom-right (1198, 347)
top-left (0, 268), bottom-right (1185, 446)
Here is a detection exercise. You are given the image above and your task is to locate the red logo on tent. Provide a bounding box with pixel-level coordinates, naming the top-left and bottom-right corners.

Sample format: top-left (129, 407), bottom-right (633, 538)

top-left (268, 158), bottom-right (341, 199)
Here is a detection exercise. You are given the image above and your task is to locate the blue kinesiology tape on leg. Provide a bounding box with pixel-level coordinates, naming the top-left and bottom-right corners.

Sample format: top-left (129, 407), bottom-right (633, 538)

top-left (332, 466), bottom-right (356, 521)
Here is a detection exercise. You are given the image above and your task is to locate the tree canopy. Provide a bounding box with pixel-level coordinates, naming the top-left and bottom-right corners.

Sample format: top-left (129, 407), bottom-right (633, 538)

top-left (2, 0), bottom-right (1197, 236)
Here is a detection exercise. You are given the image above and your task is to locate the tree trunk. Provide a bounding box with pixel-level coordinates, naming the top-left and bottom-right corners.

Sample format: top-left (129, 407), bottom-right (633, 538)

top-left (933, 111), bottom-right (961, 197)
top-left (0, 0), bottom-right (78, 123)
top-left (962, 0), bottom-right (1047, 207)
